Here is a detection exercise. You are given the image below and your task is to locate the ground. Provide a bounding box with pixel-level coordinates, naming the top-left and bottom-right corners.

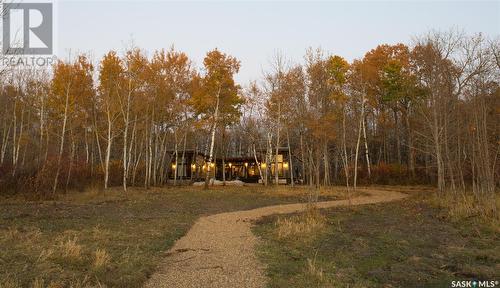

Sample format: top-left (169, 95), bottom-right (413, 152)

top-left (2, 186), bottom-right (498, 288)
top-left (0, 185), bottom-right (351, 288)
top-left (144, 188), bottom-right (404, 288)
top-left (252, 188), bottom-right (500, 288)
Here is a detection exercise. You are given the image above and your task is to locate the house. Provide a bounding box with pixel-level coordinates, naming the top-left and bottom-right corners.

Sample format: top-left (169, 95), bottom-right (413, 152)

top-left (168, 147), bottom-right (293, 184)
top-left (167, 149), bottom-right (205, 181)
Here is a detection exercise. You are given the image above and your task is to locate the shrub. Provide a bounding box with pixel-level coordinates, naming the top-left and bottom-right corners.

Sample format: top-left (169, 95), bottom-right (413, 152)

top-left (1, 156), bottom-right (99, 199)
top-left (333, 162), bottom-right (432, 186)
top-left (21, 161), bottom-right (57, 200)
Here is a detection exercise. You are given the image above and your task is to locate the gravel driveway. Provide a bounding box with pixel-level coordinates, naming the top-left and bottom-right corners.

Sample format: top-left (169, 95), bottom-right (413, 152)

top-left (144, 189), bottom-right (408, 288)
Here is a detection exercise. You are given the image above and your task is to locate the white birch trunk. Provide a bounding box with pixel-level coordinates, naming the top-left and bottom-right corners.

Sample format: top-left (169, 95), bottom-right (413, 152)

top-left (122, 80), bottom-right (132, 192)
top-left (53, 82), bottom-right (72, 194)
top-left (287, 130), bottom-right (294, 187)
top-left (204, 86), bottom-right (221, 190)
top-left (362, 115), bottom-right (371, 178)
top-left (275, 102), bottom-right (281, 185)
top-left (104, 110), bottom-right (112, 190)
top-left (353, 94), bottom-right (366, 190)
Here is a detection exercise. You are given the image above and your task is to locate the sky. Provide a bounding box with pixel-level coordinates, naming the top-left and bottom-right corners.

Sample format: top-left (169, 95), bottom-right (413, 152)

top-left (56, 0), bottom-right (500, 84)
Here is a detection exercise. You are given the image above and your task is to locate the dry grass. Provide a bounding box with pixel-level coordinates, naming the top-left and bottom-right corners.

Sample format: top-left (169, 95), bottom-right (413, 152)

top-left (36, 248), bottom-right (54, 263)
top-left (0, 278), bottom-right (20, 288)
top-left (58, 237), bottom-right (83, 260)
top-left (306, 258), bottom-right (324, 281)
top-left (431, 192), bottom-right (500, 227)
top-left (91, 225), bottom-right (111, 240)
top-left (1, 185), bottom-right (335, 287)
top-left (92, 249), bottom-right (111, 270)
top-left (275, 205), bottom-right (326, 240)
top-left (1, 226), bottom-right (42, 243)
top-left (254, 190), bottom-right (500, 288)
top-left (262, 185), bottom-right (366, 200)
top-left (31, 278), bottom-right (45, 288)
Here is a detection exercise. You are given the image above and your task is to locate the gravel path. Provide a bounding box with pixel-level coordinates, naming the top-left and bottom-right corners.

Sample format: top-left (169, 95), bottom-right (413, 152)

top-left (144, 189), bottom-right (408, 288)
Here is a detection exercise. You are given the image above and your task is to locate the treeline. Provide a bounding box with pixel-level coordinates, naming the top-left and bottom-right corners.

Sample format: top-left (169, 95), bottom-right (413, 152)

top-left (0, 31), bottom-right (498, 207)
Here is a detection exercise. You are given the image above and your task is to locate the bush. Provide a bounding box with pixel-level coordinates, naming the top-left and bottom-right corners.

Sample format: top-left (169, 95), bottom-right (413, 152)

top-left (21, 162), bottom-right (56, 200)
top-left (370, 162), bottom-right (407, 184)
top-left (332, 162), bottom-right (431, 186)
top-left (0, 156), bottom-right (98, 199)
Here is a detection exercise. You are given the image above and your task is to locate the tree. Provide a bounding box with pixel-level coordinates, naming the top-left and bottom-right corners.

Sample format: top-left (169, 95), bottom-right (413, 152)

top-left (98, 51), bottom-right (124, 190)
top-left (326, 55), bottom-right (350, 190)
top-left (264, 52), bottom-right (288, 186)
top-left (151, 47), bottom-right (194, 186)
top-left (50, 55), bottom-right (94, 194)
top-left (119, 48), bottom-right (148, 191)
top-left (190, 49), bottom-right (242, 189)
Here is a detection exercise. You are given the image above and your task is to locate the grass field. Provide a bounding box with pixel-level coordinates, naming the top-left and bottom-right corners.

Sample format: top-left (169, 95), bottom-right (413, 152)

top-left (0, 185), bottom-right (353, 288)
top-left (253, 189), bottom-right (500, 288)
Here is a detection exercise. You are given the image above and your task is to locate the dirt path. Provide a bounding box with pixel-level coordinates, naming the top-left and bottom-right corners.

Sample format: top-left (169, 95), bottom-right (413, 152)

top-left (144, 189), bottom-right (408, 288)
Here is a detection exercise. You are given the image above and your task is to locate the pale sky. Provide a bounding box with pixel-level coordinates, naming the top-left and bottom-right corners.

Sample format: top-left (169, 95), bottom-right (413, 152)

top-left (57, 1), bottom-right (500, 84)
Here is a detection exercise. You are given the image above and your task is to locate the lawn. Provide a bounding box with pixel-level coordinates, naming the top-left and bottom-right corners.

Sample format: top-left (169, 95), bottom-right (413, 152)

top-left (0, 185), bottom-right (350, 288)
top-left (253, 189), bottom-right (500, 288)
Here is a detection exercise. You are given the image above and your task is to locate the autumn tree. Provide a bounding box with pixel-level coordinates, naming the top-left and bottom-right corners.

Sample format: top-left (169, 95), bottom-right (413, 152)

top-left (412, 30), bottom-right (498, 214)
top-left (148, 47), bottom-right (194, 186)
top-left (326, 55), bottom-right (350, 190)
top-left (119, 48), bottom-right (148, 191)
top-left (190, 49), bottom-right (242, 189)
top-left (98, 51), bottom-right (124, 190)
top-left (50, 55), bottom-right (94, 194)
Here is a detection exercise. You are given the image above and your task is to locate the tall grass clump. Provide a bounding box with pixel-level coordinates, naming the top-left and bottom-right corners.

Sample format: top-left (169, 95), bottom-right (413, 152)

top-left (275, 204), bottom-right (326, 240)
